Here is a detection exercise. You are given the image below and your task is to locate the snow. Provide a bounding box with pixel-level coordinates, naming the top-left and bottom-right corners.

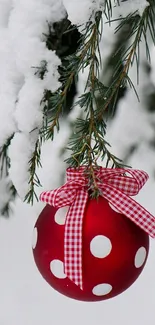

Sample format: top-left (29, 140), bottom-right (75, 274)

top-left (4, 0), bottom-right (66, 196)
top-left (114, 0), bottom-right (149, 17)
top-left (0, 0), bottom-right (154, 324)
top-left (0, 177), bottom-right (13, 211)
top-left (14, 70), bottom-right (60, 133)
top-left (0, 28), bottom-right (18, 146)
top-left (0, 0), bottom-right (12, 27)
top-left (64, 0), bottom-right (105, 27)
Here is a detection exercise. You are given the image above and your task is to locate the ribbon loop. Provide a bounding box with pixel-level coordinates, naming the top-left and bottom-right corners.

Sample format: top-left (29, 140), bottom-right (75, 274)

top-left (98, 168), bottom-right (148, 196)
top-left (40, 167), bottom-right (155, 290)
top-left (40, 179), bottom-right (85, 208)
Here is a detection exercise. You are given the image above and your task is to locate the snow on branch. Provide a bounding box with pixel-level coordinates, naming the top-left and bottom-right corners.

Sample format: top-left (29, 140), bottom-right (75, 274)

top-left (0, 0), bottom-right (154, 211)
top-left (63, 0), bottom-right (105, 31)
top-left (5, 0), bottom-right (67, 200)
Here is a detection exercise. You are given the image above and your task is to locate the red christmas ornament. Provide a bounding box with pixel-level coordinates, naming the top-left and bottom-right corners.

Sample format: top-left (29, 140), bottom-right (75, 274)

top-left (32, 167), bottom-right (155, 301)
top-left (33, 198), bottom-right (149, 301)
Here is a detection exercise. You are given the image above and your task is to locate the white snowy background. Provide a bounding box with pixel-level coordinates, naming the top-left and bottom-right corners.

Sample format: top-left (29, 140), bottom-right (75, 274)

top-left (0, 0), bottom-right (155, 324)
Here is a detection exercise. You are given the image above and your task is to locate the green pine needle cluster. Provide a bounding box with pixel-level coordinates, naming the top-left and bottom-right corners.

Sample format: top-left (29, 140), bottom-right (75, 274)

top-left (25, 1), bottom-right (155, 201)
top-left (24, 137), bottom-right (42, 204)
top-left (0, 0), bottom-right (155, 205)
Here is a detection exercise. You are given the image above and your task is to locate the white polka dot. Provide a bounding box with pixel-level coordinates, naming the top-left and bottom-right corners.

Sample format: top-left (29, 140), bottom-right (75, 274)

top-left (32, 227), bottom-right (38, 249)
top-left (54, 206), bottom-right (69, 225)
top-left (50, 260), bottom-right (67, 279)
top-left (134, 247), bottom-right (147, 268)
top-left (109, 202), bottom-right (120, 213)
top-left (90, 235), bottom-right (112, 258)
top-left (92, 283), bottom-right (112, 296)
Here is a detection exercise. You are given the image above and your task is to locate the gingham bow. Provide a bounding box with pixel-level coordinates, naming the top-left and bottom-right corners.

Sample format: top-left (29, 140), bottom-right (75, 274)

top-left (40, 167), bottom-right (155, 290)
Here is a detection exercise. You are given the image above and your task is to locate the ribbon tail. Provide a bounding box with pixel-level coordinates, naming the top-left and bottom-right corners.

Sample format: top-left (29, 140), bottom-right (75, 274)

top-left (64, 188), bottom-right (88, 290)
top-left (103, 185), bottom-right (155, 238)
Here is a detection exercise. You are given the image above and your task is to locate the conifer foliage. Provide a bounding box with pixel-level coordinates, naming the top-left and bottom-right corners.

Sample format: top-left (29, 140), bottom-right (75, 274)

top-left (0, 0), bottom-right (154, 214)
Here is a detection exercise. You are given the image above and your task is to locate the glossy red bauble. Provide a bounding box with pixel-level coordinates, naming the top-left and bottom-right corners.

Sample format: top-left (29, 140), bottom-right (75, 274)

top-left (32, 196), bottom-right (149, 301)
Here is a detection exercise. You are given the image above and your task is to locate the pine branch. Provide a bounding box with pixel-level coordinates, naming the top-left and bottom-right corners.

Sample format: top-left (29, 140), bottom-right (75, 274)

top-left (0, 135), bottom-right (17, 216)
top-left (24, 137), bottom-right (42, 204)
top-left (41, 67), bottom-right (76, 140)
top-left (23, 2), bottom-right (155, 202)
top-left (95, 3), bottom-right (154, 119)
top-left (65, 11), bottom-right (128, 197)
top-left (41, 13), bottom-right (102, 142)
top-left (32, 60), bottom-right (48, 80)
top-left (39, 20), bottom-right (82, 140)
top-left (0, 135), bottom-right (13, 177)
top-left (24, 19), bottom-right (81, 204)
top-left (1, 184), bottom-right (17, 217)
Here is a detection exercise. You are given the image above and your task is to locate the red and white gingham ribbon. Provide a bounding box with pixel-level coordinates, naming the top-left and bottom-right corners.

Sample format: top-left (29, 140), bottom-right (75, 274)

top-left (40, 167), bottom-right (155, 290)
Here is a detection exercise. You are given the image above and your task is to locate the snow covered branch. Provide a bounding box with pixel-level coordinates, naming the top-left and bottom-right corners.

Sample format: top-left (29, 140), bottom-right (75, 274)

top-left (0, 0), bottom-right (154, 213)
